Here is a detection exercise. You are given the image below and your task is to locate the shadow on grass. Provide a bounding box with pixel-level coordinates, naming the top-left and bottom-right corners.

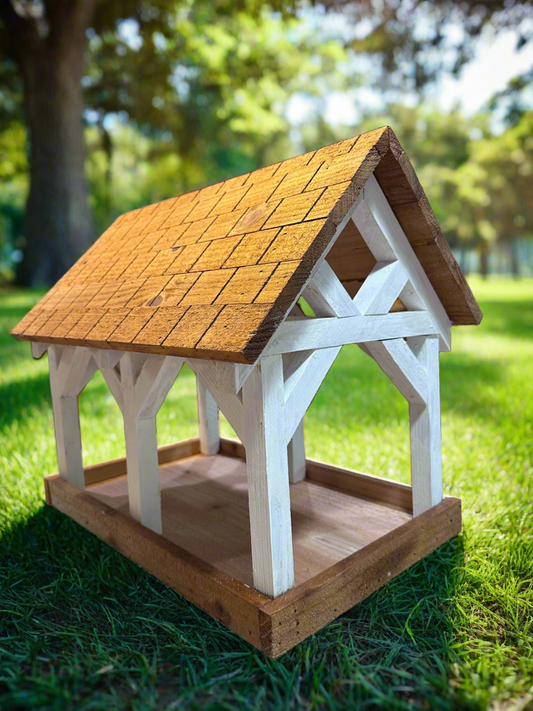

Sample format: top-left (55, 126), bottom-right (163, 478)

top-left (0, 496), bottom-right (469, 710)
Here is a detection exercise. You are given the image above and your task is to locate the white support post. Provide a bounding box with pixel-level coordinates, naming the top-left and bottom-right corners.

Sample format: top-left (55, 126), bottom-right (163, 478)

top-left (407, 336), bottom-right (443, 516)
top-left (48, 345), bottom-right (96, 489)
top-left (197, 377), bottom-right (220, 455)
top-left (121, 353), bottom-right (161, 533)
top-left (119, 352), bottom-right (184, 534)
top-left (243, 354), bottom-right (294, 597)
top-left (288, 419), bottom-right (306, 483)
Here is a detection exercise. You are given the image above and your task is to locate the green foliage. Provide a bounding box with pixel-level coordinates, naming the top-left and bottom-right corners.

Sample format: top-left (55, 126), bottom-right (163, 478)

top-left (1, 279), bottom-right (532, 709)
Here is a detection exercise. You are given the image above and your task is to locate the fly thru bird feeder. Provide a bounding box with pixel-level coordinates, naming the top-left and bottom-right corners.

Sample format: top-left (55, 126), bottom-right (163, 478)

top-left (13, 127), bottom-right (482, 657)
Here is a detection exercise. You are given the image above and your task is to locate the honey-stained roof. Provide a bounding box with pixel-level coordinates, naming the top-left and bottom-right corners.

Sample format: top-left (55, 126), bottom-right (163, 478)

top-left (12, 126), bottom-right (481, 364)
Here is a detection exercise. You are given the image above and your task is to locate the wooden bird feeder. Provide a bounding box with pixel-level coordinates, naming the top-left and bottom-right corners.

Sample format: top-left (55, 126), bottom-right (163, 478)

top-left (12, 127), bottom-right (482, 657)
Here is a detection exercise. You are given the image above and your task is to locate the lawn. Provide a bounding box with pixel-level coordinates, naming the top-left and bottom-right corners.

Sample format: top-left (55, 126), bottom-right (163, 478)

top-left (1, 277), bottom-right (532, 710)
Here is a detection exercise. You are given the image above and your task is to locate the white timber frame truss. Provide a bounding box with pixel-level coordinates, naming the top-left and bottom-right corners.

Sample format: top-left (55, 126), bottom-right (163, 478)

top-left (33, 173), bottom-right (450, 600)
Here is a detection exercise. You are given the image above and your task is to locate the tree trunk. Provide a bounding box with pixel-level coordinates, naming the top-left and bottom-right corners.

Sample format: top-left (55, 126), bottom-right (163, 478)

top-left (16, 40), bottom-right (93, 286)
top-left (0, 1), bottom-right (97, 287)
top-left (478, 240), bottom-right (489, 280)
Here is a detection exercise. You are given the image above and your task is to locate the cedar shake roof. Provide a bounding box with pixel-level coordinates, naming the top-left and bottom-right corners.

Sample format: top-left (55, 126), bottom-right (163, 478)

top-left (12, 126), bottom-right (481, 364)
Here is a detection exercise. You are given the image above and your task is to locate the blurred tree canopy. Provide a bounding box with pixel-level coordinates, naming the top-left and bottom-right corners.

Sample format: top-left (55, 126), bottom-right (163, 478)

top-left (0, 0), bottom-right (532, 284)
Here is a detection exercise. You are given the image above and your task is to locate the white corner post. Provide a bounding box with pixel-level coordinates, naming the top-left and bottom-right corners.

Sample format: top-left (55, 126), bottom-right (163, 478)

top-left (243, 354), bottom-right (294, 598)
top-left (407, 335), bottom-right (443, 516)
top-left (197, 378), bottom-right (220, 455)
top-left (119, 353), bottom-right (183, 534)
top-left (48, 345), bottom-right (97, 490)
top-left (288, 419), bottom-right (306, 483)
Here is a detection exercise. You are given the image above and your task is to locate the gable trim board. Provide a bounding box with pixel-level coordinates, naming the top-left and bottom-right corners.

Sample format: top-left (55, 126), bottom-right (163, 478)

top-left (12, 127), bottom-right (482, 364)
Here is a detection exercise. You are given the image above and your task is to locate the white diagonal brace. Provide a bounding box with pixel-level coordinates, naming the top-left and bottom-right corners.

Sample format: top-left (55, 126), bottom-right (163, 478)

top-left (135, 355), bottom-right (184, 419)
top-left (354, 261), bottom-right (408, 316)
top-left (303, 260), bottom-right (360, 317)
top-left (358, 175), bottom-right (452, 350)
top-left (188, 359), bottom-right (246, 443)
top-left (284, 346), bottom-right (341, 444)
top-left (361, 338), bottom-right (427, 404)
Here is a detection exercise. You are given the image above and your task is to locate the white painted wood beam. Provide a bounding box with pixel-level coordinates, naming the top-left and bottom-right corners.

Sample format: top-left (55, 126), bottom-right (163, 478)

top-left (268, 312), bottom-right (439, 355)
top-left (197, 377), bottom-right (220, 455)
top-left (407, 336), bottom-right (443, 516)
top-left (284, 347), bottom-right (341, 443)
top-left (31, 342), bottom-right (48, 359)
top-left (361, 339), bottom-right (427, 405)
top-left (358, 175), bottom-right (452, 350)
top-left (188, 359), bottom-right (246, 442)
top-left (288, 419), bottom-right (306, 484)
top-left (48, 345), bottom-right (96, 490)
top-left (354, 261), bottom-right (408, 316)
top-left (303, 260), bottom-right (360, 318)
top-left (243, 354), bottom-right (294, 597)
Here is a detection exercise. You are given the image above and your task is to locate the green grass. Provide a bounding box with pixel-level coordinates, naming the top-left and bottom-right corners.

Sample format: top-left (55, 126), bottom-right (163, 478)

top-left (1, 277), bottom-right (532, 710)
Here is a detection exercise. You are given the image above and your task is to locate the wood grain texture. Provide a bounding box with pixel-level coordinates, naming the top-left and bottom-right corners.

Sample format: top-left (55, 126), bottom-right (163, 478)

top-left (44, 440), bottom-right (461, 657)
top-left (12, 126), bottom-right (481, 362)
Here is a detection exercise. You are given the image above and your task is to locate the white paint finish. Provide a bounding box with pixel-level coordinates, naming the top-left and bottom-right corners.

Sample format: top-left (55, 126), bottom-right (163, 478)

top-left (303, 260), bottom-right (360, 318)
top-left (360, 176), bottom-right (452, 351)
top-left (90, 349), bottom-right (122, 371)
top-left (288, 419), bottom-right (306, 484)
top-left (284, 347), bottom-right (341, 442)
top-left (188, 359), bottom-right (246, 442)
top-left (99, 366), bottom-right (124, 413)
top-left (214, 361), bottom-right (254, 394)
top-left (282, 349), bottom-right (314, 401)
top-left (243, 354), bottom-right (294, 597)
top-left (56, 346), bottom-right (97, 398)
top-left (123, 414), bottom-right (162, 533)
top-left (354, 261), bottom-right (408, 316)
top-left (197, 378), bottom-right (220, 455)
top-left (407, 336), bottom-right (443, 516)
top-left (362, 338), bottom-right (428, 405)
top-left (268, 312), bottom-right (439, 355)
top-left (352, 199), bottom-right (396, 262)
top-left (48, 345), bottom-right (96, 489)
top-left (31, 341), bottom-right (48, 359)
top-left (120, 352), bottom-right (162, 533)
top-left (399, 280), bottom-right (425, 312)
top-left (135, 356), bottom-right (183, 418)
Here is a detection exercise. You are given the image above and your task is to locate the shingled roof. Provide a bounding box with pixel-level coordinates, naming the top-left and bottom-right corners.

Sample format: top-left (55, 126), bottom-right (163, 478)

top-left (12, 126), bottom-right (481, 364)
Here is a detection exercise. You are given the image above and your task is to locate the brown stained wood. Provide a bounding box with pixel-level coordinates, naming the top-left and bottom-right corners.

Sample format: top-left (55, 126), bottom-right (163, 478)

top-left (180, 269), bottom-right (236, 306)
top-left (261, 497), bottom-right (461, 657)
top-left (263, 189), bottom-right (324, 229)
top-left (190, 235), bottom-right (242, 271)
top-left (45, 474), bottom-right (267, 651)
top-left (305, 458), bottom-right (413, 512)
top-left (229, 201), bottom-right (281, 237)
top-left (223, 229), bottom-right (280, 268)
top-left (254, 261), bottom-right (301, 304)
top-left (85, 309), bottom-right (130, 344)
top-left (158, 273), bottom-right (200, 307)
top-left (215, 263), bottom-right (277, 305)
top-left (125, 276), bottom-right (171, 309)
top-left (163, 305), bottom-right (223, 351)
top-left (13, 126), bottom-right (482, 361)
top-left (269, 164), bottom-right (321, 203)
top-left (260, 220), bottom-right (327, 263)
top-left (107, 308), bottom-right (155, 346)
top-left (133, 306), bottom-right (188, 346)
top-left (165, 243), bottom-right (209, 274)
top-left (197, 303), bottom-right (283, 363)
top-left (44, 440), bottom-right (462, 657)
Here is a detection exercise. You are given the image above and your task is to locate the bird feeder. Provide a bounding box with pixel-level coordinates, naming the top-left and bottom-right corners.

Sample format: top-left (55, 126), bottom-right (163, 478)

top-left (12, 127), bottom-right (482, 657)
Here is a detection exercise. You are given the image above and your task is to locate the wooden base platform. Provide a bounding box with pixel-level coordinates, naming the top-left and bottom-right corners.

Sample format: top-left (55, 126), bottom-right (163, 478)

top-left (44, 437), bottom-right (461, 658)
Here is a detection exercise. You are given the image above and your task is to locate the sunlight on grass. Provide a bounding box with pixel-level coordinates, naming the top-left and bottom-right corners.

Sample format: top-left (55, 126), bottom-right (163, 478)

top-left (0, 279), bottom-right (532, 710)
